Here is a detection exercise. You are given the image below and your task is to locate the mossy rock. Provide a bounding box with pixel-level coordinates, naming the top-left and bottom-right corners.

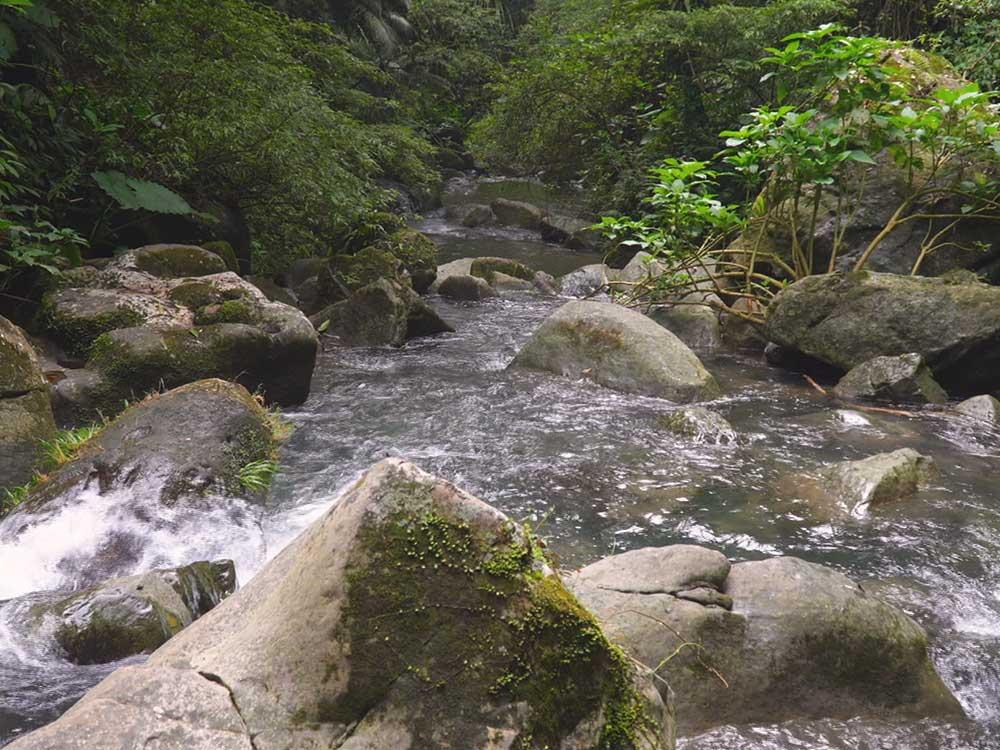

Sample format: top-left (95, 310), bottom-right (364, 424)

top-left (195, 299), bottom-right (257, 326)
top-left (37, 289), bottom-right (149, 360)
top-left (201, 240), bottom-right (240, 273)
top-left (376, 228), bottom-right (439, 292)
top-left (470, 257), bottom-right (535, 285)
top-left (168, 282), bottom-right (224, 310)
top-left (13, 459), bottom-right (672, 749)
top-left (131, 244), bottom-right (228, 278)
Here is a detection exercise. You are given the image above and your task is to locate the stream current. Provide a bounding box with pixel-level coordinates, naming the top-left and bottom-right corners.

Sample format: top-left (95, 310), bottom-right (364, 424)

top-left (2, 196), bottom-right (1000, 748)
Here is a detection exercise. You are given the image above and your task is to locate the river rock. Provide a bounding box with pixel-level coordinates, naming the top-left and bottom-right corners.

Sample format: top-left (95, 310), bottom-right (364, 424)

top-left (540, 214), bottom-right (600, 250)
top-left (0, 379), bottom-right (280, 590)
top-left (955, 394), bottom-right (1000, 425)
top-left (834, 353), bottom-right (948, 404)
top-left (558, 263), bottom-right (611, 298)
top-left (438, 274), bottom-right (498, 301)
top-left (719, 298), bottom-right (767, 350)
top-left (491, 197), bottom-right (544, 229)
top-left (532, 271), bottom-right (559, 296)
top-left (648, 295), bottom-right (723, 351)
top-left (822, 448), bottom-right (938, 513)
top-left (469, 256), bottom-right (535, 284)
top-left (0, 316), bottom-right (57, 494)
top-left (657, 406), bottom-right (736, 444)
top-left (7, 459), bottom-right (674, 750)
top-left (764, 271), bottom-right (1000, 395)
top-left (510, 300), bottom-right (720, 401)
top-left (23, 561), bottom-right (237, 665)
top-left (430, 257), bottom-right (475, 292)
top-left (446, 203), bottom-right (495, 228)
top-left (491, 271), bottom-right (534, 291)
top-left (34, 247), bottom-right (317, 421)
top-left (310, 278), bottom-right (453, 346)
top-left (616, 251), bottom-right (667, 286)
top-left (568, 546), bottom-right (962, 736)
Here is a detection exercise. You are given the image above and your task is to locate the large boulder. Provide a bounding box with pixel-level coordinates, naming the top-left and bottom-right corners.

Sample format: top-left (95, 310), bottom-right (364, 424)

top-left (310, 278), bottom-right (454, 347)
top-left (0, 379), bottom-right (282, 594)
top-left (446, 203), bottom-right (495, 228)
top-left (955, 394), bottom-right (1000, 425)
top-left (833, 353), bottom-right (947, 404)
top-left (764, 271), bottom-right (1000, 395)
top-left (540, 214), bottom-right (601, 250)
top-left (7, 459), bottom-right (674, 750)
top-left (569, 546), bottom-right (962, 736)
top-left (35, 245), bottom-right (317, 422)
top-left (491, 198), bottom-right (544, 229)
top-left (17, 561), bottom-right (237, 665)
top-left (820, 448), bottom-right (938, 514)
top-left (648, 295), bottom-right (723, 352)
top-left (510, 300), bottom-right (720, 402)
top-left (0, 316), bottom-right (57, 494)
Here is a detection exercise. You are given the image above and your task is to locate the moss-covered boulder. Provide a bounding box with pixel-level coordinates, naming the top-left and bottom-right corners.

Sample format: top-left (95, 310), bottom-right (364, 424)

top-left (470, 256), bottom-right (535, 285)
top-left (7, 459), bottom-right (674, 750)
top-left (201, 240), bottom-right (239, 273)
top-left (22, 561), bottom-right (237, 665)
top-left (569, 546), bottom-right (962, 736)
top-left (821, 448), bottom-right (938, 514)
top-left (510, 300), bottom-right (720, 402)
top-left (311, 278), bottom-right (454, 347)
top-left (128, 244), bottom-right (229, 278)
top-left (376, 228), bottom-right (439, 294)
top-left (0, 316), bottom-right (57, 494)
top-left (491, 198), bottom-right (544, 229)
top-left (0, 380), bottom-right (281, 589)
top-left (833, 353), bottom-right (948, 404)
top-left (34, 253), bottom-right (317, 422)
top-left (764, 271), bottom-right (1000, 396)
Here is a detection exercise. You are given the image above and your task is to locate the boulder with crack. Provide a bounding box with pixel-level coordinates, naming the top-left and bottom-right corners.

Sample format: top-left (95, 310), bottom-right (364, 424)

top-left (7, 459), bottom-right (675, 750)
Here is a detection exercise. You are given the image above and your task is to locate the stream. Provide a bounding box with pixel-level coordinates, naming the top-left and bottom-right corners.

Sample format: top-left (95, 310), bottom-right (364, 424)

top-left (2, 184), bottom-right (1000, 748)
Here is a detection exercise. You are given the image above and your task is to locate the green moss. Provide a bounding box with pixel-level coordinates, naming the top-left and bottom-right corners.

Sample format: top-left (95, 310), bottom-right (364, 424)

top-left (376, 228), bottom-right (438, 274)
top-left (470, 257), bottom-right (534, 284)
top-left (38, 295), bottom-right (144, 360)
top-left (336, 247), bottom-right (404, 291)
top-left (169, 282), bottom-right (223, 310)
top-left (202, 241), bottom-right (240, 272)
top-left (332, 492), bottom-right (652, 748)
top-left (133, 245), bottom-right (228, 278)
top-left (195, 299), bottom-right (256, 325)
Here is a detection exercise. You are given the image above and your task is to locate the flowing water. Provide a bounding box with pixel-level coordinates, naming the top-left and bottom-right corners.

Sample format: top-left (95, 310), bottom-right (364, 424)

top-left (2, 196), bottom-right (1000, 748)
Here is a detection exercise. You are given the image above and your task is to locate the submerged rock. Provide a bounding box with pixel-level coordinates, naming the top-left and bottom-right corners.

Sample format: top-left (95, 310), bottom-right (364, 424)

top-left (0, 316), bottom-right (57, 493)
top-left (834, 353), bottom-right (947, 404)
top-left (510, 300), bottom-right (720, 402)
top-left (438, 274), bottom-right (498, 301)
top-left (24, 561), bottom-right (237, 665)
top-left (657, 406), bottom-right (736, 444)
top-left (820, 448), bottom-right (938, 513)
top-left (311, 278), bottom-right (453, 346)
top-left (569, 545), bottom-right (962, 736)
top-left (491, 197), bottom-right (544, 229)
top-left (8, 459), bottom-right (674, 750)
top-left (0, 379), bottom-right (280, 589)
top-left (955, 394), bottom-right (1000, 425)
top-left (764, 272), bottom-right (1000, 395)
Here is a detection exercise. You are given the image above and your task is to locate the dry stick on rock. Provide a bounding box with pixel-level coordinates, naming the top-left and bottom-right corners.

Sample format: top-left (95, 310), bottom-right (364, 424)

top-left (801, 374), bottom-right (918, 418)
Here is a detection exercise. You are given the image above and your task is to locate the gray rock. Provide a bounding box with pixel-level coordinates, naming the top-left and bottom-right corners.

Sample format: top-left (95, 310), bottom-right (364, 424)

top-left (955, 394), bottom-right (1000, 425)
top-left (570, 546), bottom-right (962, 736)
top-left (445, 203), bottom-right (495, 228)
top-left (311, 278), bottom-right (453, 346)
top-left (648, 295), bottom-right (723, 351)
top-left (558, 263), bottom-right (611, 298)
top-left (822, 448), bottom-right (937, 513)
top-left (438, 274), bottom-right (498, 301)
top-left (834, 353), bottom-right (947, 404)
top-left (8, 459), bottom-right (674, 750)
top-left (430, 257), bottom-right (475, 293)
top-left (490, 198), bottom-right (544, 229)
top-left (719, 298), bottom-right (767, 350)
top-left (0, 316), bottom-right (57, 493)
top-left (245, 275), bottom-right (298, 307)
top-left (491, 271), bottom-right (534, 291)
top-left (764, 271), bottom-right (1000, 395)
top-left (657, 407), bottom-right (736, 444)
top-left (532, 271), bottom-right (559, 296)
top-left (0, 379), bottom-right (280, 588)
top-left (510, 300), bottom-right (721, 402)
top-left (540, 214), bottom-right (601, 250)
top-left (616, 251), bottom-right (667, 285)
top-left (24, 561), bottom-right (237, 664)
top-left (469, 256), bottom-right (534, 284)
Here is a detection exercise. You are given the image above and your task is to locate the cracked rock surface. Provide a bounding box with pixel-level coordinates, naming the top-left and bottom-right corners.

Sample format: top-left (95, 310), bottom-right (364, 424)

top-left (7, 459), bottom-right (674, 750)
top-left (567, 545), bottom-right (963, 736)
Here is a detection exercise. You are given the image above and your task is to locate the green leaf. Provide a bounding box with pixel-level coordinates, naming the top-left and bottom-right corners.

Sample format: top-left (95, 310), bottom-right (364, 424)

top-left (91, 171), bottom-right (193, 215)
top-left (317, 319), bottom-right (331, 333)
top-left (847, 150), bottom-right (877, 165)
top-left (0, 22), bottom-right (17, 62)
